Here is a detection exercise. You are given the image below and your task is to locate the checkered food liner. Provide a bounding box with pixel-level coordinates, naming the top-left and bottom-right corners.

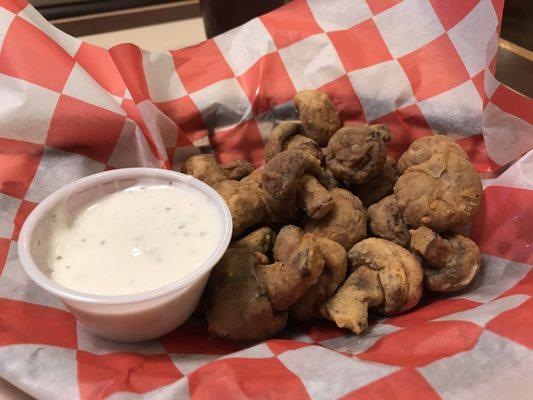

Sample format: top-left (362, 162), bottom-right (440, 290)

top-left (0, 0), bottom-right (532, 399)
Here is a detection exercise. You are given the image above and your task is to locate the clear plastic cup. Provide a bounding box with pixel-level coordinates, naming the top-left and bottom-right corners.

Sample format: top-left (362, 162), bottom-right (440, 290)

top-left (18, 168), bottom-right (232, 342)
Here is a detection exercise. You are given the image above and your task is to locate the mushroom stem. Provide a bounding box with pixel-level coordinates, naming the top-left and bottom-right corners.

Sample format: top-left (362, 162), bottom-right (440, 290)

top-left (321, 266), bottom-right (383, 334)
top-left (298, 174), bottom-right (334, 219)
top-left (409, 226), bottom-right (451, 269)
top-left (257, 235), bottom-right (324, 311)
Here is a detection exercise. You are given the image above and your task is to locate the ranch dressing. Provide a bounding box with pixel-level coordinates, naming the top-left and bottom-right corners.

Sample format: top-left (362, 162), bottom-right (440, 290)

top-left (40, 183), bottom-right (223, 295)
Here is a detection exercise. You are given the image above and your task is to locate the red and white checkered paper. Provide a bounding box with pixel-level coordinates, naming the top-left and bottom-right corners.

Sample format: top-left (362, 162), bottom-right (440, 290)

top-left (1, 0), bottom-right (532, 398)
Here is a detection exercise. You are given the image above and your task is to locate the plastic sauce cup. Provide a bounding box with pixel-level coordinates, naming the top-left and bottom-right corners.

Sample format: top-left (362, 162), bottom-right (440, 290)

top-left (18, 168), bottom-right (232, 342)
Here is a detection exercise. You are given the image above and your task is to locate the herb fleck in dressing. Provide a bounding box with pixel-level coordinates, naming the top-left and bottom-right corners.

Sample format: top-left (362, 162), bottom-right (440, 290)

top-left (41, 184), bottom-right (223, 295)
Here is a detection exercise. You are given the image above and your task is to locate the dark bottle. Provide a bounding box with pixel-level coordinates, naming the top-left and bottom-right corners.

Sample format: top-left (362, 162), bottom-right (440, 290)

top-left (200, 0), bottom-right (286, 38)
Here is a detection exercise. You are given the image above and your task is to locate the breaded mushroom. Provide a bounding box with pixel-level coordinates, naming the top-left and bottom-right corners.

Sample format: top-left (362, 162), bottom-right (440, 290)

top-left (368, 195), bottom-right (410, 247)
top-left (272, 225), bottom-right (347, 321)
top-left (232, 227), bottom-right (277, 255)
top-left (410, 227), bottom-right (481, 292)
top-left (204, 248), bottom-right (288, 341)
top-left (298, 174), bottom-right (335, 219)
top-left (351, 158), bottom-right (398, 207)
top-left (183, 154), bottom-right (229, 186)
top-left (321, 238), bottom-right (423, 333)
top-left (318, 167), bottom-right (340, 190)
top-left (205, 238), bottom-right (329, 341)
top-left (183, 154), bottom-right (254, 185)
top-left (304, 188), bottom-right (367, 250)
top-left (265, 122), bottom-right (322, 162)
top-left (213, 180), bottom-right (265, 238)
top-left (262, 150), bottom-right (333, 221)
top-left (294, 90), bottom-right (340, 146)
top-left (222, 159), bottom-right (255, 180)
top-left (394, 151), bottom-right (482, 231)
top-left (397, 135), bottom-right (468, 174)
top-left (409, 226), bottom-right (451, 269)
top-left (291, 238), bottom-right (348, 321)
top-left (240, 167), bottom-right (263, 188)
top-left (325, 125), bottom-right (392, 185)
top-left (257, 232), bottom-right (324, 311)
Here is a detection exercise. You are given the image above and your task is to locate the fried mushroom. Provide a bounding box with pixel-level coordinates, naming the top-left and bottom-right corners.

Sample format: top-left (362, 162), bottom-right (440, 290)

top-left (240, 167), bottom-right (263, 188)
top-left (325, 125), bottom-right (392, 185)
top-left (394, 151), bottom-right (483, 231)
top-left (183, 154), bottom-right (229, 186)
top-left (397, 135), bottom-right (468, 174)
top-left (272, 225), bottom-right (302, 258)
top-left (304, 188), bottom-right (367, 250)
top-left (294, 90), bottom-right (340, 146)
top-left (351, 158), bottom-right (398, 207)
top-left (213, 180), bottom-right (265, 238)
top-left (232, 227), bottom-right (277, 255)
top-left (183, 154), bottom-right (254, 185)
top-left (262, 150), bottom-right (332, 221)
top-left (240, 168), bottom-right (288, 228)
top-left (298, 174), bottom-right (335, 219)
top-left (368, 195), bottom-right (410, 247)
top-left (272, 225), bottom-right (347, 321)
top-left (204, 248), bottom-right (287, 341)
top-left (321, 238), bottom-right (423, 333)
top-left (291, 236), bottom-right (348, 321)
top-left (286, 135), bottom-right (323, 161)
top-left (320, 266), bottom-right (383, 334)
top-left (222, 159), bottom-right (255, 180)
top-left (410, 227), bottom-right (481, 292)
top-left (318, 167), bottom-right (340, 190)
top-left (256, 232), bottom-right (324, 311)
top-left (205, 234), bottom-right (331, 341)
top-left (409, 226), bottom-right (451, 269)
top-left (265, 122), bottom-right (322, 162)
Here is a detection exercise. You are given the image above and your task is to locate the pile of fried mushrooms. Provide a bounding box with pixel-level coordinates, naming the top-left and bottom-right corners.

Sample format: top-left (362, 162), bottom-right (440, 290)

top-left (183, 90), bottom-right (483, 341)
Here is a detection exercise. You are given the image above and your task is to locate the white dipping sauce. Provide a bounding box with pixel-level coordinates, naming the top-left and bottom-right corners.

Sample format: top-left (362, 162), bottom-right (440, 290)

top-left (40, 183), bottom-right (223, 295)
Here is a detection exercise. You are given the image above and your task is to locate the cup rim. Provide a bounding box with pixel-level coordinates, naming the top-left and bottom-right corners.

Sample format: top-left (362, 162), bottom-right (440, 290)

top-left (17, 167), bottom-right (233, 305)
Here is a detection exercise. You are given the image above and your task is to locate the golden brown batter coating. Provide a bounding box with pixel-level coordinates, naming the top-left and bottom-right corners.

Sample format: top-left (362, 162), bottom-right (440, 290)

top-left (240, 167), bottom-right (263, 188)
top-left (260, 229), bottom-right (325, 310)
top-left (232, 227), bottom-right (277, 255)
top-left (183, 154), bottom-right (255, 185)
top-left (397, 135), bottom-right (468, 174)
top-left (298, 174), bottom-right (334, 219)
top-left (325, 125), bottom-right (391, 185)
top-left (321, 266), bottom-right (383, 334)
top-left (183, 154), bottom-right (229, 186)
top-left (240, 168), bottom-right (288, 228)
top-left (265, 122), bottom-right (322, 162)
top-left (290, 236), bottom-right (348, 321)
top-left (262, 150), bottom-right (332, 221)
top-left (351, 158), bottom-right (398, 207)
top-left (304, 188), bottom-right (367, 250)
top-left (272, 225), bottom-right (347, 321)
top-left (206, 235), bottom-right (332, 341)
top-left (318, 167), bottom-right (340, 190)
top-left (409, 226), bottom-right (451, 269)
top-left (368, 195), bottom-right (410, 247)
top-left (410, 227), bottom-right (481, 292)
top-left (272, 225), bottom-right (303, 260)
top-left (294, 90), bottom-right (340, 146)
top-left (285, 135), bottom-right (323, 161)
top-left (222, 159), bottom-right (255, 180)
top-left (322, 238), bottom-right (423, 333)
top-left (213, 180), bottom-right (265, 238)
top-left (204, 248), bottom-right (287, 341)
top-left (394, 151), bottom-right (482, 231)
